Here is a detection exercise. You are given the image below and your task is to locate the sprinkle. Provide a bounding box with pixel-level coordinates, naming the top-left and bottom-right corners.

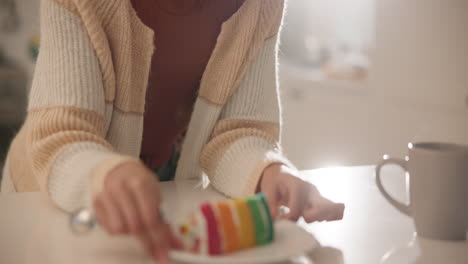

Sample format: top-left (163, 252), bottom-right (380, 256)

top-left (180, 224), bottom-right (189, 235)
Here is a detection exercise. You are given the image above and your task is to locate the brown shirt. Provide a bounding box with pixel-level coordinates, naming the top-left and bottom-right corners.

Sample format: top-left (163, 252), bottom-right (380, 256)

top-left (132, 0), bottom-right (244, 169)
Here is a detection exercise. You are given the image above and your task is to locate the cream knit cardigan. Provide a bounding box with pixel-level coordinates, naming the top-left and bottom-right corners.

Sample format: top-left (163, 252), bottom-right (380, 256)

top-left (1, 0), bottom-right (292, 213)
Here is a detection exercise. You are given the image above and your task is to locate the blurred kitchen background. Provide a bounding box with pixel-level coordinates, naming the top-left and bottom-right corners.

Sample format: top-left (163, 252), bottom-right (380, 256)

top-left (0, 0), bottom-right (39, 179)
top-left (0, 0), bottom-right (467, 180)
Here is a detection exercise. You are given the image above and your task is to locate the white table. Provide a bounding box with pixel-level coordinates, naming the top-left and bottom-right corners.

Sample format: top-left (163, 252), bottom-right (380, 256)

top-left (1, 165), bottom-right (467, 264)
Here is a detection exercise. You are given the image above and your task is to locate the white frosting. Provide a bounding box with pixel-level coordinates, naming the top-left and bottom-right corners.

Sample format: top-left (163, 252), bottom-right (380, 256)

top-left (175, 210), bottom-right (208, 255)
top-left (195, 210), bottom-right (209, 255)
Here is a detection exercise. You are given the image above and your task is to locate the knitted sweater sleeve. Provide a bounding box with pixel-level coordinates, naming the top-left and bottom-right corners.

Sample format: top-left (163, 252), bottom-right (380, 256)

top-left (7, 0), bottom-right (136, 212)
top-left (200, 16), bottom-right (294, 197)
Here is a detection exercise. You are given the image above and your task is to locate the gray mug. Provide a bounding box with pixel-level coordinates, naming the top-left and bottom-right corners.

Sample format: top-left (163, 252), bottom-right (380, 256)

top-left (376, 142), bottom-right (468, 241)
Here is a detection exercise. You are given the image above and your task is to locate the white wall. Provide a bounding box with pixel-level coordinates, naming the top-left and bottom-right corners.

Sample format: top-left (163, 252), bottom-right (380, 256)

top-left (280, 0), bottom-right (468, 169)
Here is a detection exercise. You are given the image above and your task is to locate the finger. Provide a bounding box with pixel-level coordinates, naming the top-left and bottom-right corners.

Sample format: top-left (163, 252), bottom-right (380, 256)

top-left (303, 201), bottom-right (345, 222)
top-left (330, 203), bottom-right (345, 221)
top-left (277, 183), bottom-right (290, 205)
top-left (109, 183), bottom-right (142, 234)
top-left (96, 192), bottom-right (125, 234)
top-left (302, 184), bottom-right (330, 222)
top-left (93, 195), bottom-right (109, 231)
top-left (131, 179), bottom-right (162, 231)
top-left (322, 204), bottom-right (341, 222)
top-left (262, 187), bottom-right (280, 219)
top-left (285, 183), bottom-right (308, 221)
top-left (135, 232), bottom-right (154, 255)
top-left (166, 224), bottom-right (183, 249)
top-left (107, 189), bottom-right (131, 234)
top-left (303, 196), bottom-right (327, 222)
top-left (303, 206), bottom-right (329, 222)
top-left (276, 185), bottom-right (292, 220)
top-left (129, 179), bottom-right (169, 262)
top-left (150, 226), bottom-right (170, 263)
top-left (265, 183), bottom-right (291, 220)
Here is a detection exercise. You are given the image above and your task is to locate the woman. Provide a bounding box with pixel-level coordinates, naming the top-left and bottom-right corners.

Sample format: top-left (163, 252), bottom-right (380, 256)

top-left (1, 0), bottom-right (344, 262)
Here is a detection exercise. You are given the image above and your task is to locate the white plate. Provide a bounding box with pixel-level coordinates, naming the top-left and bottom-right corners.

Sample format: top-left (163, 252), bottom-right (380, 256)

top-left (169, 220), bottom-right (319, 264)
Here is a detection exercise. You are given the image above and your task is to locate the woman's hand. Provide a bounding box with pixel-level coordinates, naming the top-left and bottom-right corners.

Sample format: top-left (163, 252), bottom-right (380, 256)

top-left (93, 161), bottom-right (181, 263)
top-left (259, 164), bottom-right (345, 222)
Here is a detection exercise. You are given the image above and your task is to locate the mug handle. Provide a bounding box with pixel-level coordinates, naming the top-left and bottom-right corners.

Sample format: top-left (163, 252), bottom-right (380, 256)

top-left (375, 157), bottom-right (412, 216)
